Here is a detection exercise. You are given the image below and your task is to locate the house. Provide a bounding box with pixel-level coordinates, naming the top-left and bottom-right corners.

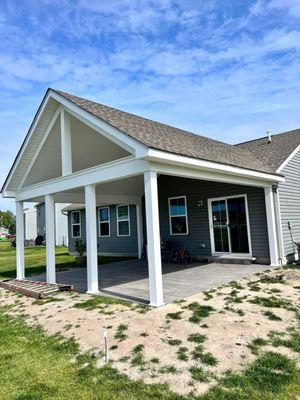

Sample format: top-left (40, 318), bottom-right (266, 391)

top-left (23, 208), bottom-right (37, 240)
top-left (0, 226), bottom-right (9, 238)
top-left (1, 88), bottom-right (299, 306)
top-left (35, 202), bottom-right (69, 246)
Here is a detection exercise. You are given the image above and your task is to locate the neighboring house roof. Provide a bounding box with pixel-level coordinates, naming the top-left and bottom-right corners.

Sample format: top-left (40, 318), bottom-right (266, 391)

top-left (54, 90), bottom-right (276, 174)
top-left (236, 129), bottom-right (300, 172)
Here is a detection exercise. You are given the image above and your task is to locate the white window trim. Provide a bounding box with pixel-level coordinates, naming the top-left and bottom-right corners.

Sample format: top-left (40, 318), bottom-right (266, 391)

top-left (117, 205), bottom-right (131, 237)
top-left (71, 210), bottom-right (81, 238)
top-left (98, 206), bottom-right (110, 237)
top-left (207, 193), bottom-right (252, 257)
top-left (168, 195), bottom-right (189, 236)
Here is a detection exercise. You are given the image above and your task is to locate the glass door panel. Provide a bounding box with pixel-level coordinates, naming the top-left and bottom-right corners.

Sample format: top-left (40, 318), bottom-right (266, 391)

top-left (227, 197), bottom-right (249, 254)
top-left (211, 200), bottom-right (229, 252)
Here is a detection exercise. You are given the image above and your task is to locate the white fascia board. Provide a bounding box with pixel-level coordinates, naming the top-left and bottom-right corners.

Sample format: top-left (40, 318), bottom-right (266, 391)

top-left (55, 193), bottom-right (142, 205)
top-left (145, 149), bottom-right (284, 184)
top-left (2, 93), bottom-right (54, 194)
top-left (276, 144), bottom-right (300, 173)
top-left (49, 91), bottom-right (148, 157)
top-left (15, 157), bottom-right (149, 202)
top-left (1, 190), bottom-right (16, 198)
top-left (149, 161), bottom-right (279, 188)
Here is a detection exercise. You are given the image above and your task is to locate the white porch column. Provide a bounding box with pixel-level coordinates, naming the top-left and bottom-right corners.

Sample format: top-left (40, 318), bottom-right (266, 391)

top-left (16, 201), bottom-right (25, 279)
top-left (45, 194), bottom-right (56, 283)
top-left (60, 108), bottom-right (72, 176)
top-left (264, 186), bottom-right (280, 266)
top-left (144, 171), bottom-right (164, 307)
top-left (85, 184), bottom-right (99, 293)
top-left (136, 204), bottom-right (143, 259)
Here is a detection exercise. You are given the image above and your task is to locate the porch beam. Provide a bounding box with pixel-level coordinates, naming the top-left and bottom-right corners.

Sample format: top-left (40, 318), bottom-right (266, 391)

top-left (45, 194), bottom-right (56, 283)
top-left (16, 201), bottom-right (25, 279)
top-left (264, 186), bottom-right (280, 266)
top-left (144, 171), bottom-right (164, 307)
top-left (85, 184), bottom-right (99, 294)
top-left (60, 108), bottom-right (72, 176)
top-left (15, 158), bottom-right (149, 201)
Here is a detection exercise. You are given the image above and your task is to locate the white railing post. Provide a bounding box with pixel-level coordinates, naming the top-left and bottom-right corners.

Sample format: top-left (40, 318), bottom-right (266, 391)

top-left (45, 194), bottom-right (56, 283)
top-left (264, 186), bottom-right (280, 266)
top-left (144, 171), bottom-right (164, 306)
top-left (85, 184), bottom-right (99, 293)
top-left (16, 201), bottom-right (25, 279)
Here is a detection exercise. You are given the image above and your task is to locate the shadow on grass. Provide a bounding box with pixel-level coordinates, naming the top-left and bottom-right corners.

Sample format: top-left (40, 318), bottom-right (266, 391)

top-left (0, 261), bottom-right (77, 280)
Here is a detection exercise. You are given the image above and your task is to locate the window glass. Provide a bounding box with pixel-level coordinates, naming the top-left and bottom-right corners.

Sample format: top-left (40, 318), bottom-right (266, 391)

top-left (169, 197), bottom-right (188, 234)
top-left (71, 211), bottom-right (80, 224)
top-left (99, 207), bottom-right (110, 237)
top-left (117, 205), bottom-right (130, 236)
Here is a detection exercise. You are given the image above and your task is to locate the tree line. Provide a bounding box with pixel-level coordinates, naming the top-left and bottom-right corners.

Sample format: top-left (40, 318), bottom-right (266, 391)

top-left (0, 211), bottom-right (16, 234)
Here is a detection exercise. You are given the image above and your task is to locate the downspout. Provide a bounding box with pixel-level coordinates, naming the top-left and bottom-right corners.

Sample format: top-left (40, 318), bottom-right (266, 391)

top-left (273, 185), bottom-right (284, 265)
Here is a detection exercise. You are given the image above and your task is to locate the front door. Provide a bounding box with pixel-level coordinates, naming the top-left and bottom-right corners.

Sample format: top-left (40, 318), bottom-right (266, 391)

top-left (208, 195), bottom-right (251, 256)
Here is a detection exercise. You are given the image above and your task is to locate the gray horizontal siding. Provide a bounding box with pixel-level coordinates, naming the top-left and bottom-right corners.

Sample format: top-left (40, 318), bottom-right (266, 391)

top-left (278, 149), bottom-right (300, 259)
top-left (68, 205), bottom-right (138, 256)
top-left (157, 175), bottom-right (270, 262)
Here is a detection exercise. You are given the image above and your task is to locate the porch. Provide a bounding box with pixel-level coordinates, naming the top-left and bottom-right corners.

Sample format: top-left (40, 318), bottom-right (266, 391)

top-left (30, 259), bottom-right (269, 304)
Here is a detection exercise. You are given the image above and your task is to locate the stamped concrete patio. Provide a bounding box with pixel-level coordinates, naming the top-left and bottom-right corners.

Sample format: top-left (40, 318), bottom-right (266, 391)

top-left (31, 259), bottom-right (270, 304)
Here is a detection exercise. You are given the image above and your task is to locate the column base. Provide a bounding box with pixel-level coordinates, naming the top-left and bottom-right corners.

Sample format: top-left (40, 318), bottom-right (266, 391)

top-left (86, 290), bottom-right (100, 295)
top-left (149, 301), bottom-right (165, 308)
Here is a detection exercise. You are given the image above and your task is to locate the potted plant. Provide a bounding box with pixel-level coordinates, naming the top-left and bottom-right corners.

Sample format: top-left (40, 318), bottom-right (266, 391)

top-left (74, 239), bottom-right (86, 268)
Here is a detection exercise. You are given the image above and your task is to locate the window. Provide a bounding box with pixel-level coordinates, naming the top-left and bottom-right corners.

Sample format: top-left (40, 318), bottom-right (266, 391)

top-left (117, 205), bottom-right (130, 236)
top-left (71, 211), bottom-right (81, 238)
top-left (168, 196), bottom-right (188, 235)
top-left (99, 207), bottom-right (110, 237)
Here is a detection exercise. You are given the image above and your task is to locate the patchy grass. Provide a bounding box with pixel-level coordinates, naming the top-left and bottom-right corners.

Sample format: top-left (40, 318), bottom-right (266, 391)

top-left (248, 338), bottom-right (268, 355)
top-left (73, 295), bottom-right (131, 310)
top-left (202, 352), bottom-right (299, 399)
top-left (32, 296), bottom-right (64, 305)
top-left (187, 303), bottom-right (215, 323)
top-left (269, 329), bottom-right (300, 353)
top-left (228, 281), bottom-right (244, 290)
top-left (189, 366), bottom-right (212, 382)
top-left (177, 347), bottom-right (189, 361)
top-left (159, 365), bottom-right (178, 375)
top-left (166, 311), bottom-right (183, 320)
top-left (168, 339), bottom-right (182, 346)
top-left (263, 310), bottom-right (282, 321)
top-left (187, 333), bottom-right (206, 344)
top-left (248, 295), bottom-right (294, 310)
top-left (192, 346), bottom-right (218, 366)
top-left (114, 324), bottom-right (128, 342)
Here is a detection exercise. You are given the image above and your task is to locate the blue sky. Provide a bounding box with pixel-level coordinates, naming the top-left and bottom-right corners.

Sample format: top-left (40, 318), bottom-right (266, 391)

top-left (0, 0), bottom-right (300, 212)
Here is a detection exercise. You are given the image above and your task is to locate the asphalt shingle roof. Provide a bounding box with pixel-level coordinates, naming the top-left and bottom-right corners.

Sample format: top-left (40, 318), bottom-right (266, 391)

top-left (54, 89), bottom-right (278, 174)
top-left (236, 129), bottom-right (300, 172)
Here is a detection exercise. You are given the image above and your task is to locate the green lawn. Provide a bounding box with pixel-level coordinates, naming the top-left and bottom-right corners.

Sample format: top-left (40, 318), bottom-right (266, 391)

top-left (0, 241), bottom-right (130, 279)
top-left (0, 309), bottom-right (299, 400)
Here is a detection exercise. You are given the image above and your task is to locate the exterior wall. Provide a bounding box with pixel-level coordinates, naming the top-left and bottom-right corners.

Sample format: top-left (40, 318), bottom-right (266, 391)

top-left (23, 208), bottom-right (37, 240)
top-left (36, 202), bottom-right (69, 246)
top-left (157, 175), bottom-right (270, 263)
top-left (36, 203), bottom-right (45, 237)
top-left (278, 149), bottom-right (300, 261)
top-left (68, 205), bottom-right (138, 256)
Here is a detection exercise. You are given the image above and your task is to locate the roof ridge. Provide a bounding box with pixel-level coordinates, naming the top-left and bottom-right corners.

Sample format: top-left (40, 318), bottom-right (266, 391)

top-left (236, 128), bottom-right (300, 146)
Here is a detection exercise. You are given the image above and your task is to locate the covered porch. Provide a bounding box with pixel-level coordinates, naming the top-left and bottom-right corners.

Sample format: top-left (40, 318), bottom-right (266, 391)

top-left (30, 258), bottom-right (270, 304)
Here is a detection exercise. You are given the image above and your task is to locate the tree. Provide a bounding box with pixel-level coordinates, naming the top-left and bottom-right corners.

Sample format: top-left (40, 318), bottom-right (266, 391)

top-left (0, 211), bottom-right (16, 234)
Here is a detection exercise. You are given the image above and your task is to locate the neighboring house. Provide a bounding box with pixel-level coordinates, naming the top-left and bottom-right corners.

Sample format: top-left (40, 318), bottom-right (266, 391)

top-left (36, 202), bottom-right (69, 246)
top-left (1, 87), bottom-right (299, 306)
top-left (23, 208), bottom-right (37, 240)
top-left (0, 226), bottom-right (9, 238)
